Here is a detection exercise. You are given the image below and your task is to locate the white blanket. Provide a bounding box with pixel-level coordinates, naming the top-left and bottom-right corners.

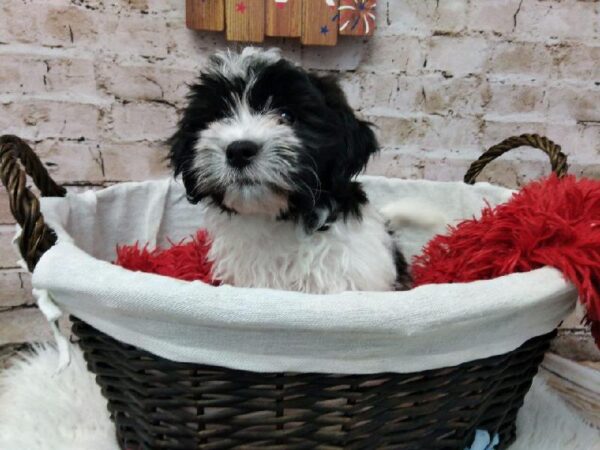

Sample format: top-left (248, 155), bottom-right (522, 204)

top-left (29, 176), bottom-right (577, 374)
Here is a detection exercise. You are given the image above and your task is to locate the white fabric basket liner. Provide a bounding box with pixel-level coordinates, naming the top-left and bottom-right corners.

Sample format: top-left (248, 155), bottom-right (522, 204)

top-left (30, 176), bottom-right (577, 374)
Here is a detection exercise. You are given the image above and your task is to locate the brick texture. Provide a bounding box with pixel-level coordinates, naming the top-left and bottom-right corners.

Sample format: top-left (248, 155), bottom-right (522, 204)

top-left (0, 0), bottom-right (598, 358)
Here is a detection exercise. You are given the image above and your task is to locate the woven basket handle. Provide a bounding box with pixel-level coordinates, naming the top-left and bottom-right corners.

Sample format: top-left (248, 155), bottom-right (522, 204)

top-left (0, 135), bottom-right (66, 271)
top-left (464, 134), bottom-right (568, 184)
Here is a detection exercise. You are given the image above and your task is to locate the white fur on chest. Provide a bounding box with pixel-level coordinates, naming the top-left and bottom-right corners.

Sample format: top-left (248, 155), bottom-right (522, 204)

top-left (202, 205), bottom-right (397, 294)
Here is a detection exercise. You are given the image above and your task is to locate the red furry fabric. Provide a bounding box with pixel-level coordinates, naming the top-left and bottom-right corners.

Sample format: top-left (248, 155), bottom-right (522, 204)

top-left (412, 174), bottom-right (600, 347)
top-left (114, 230), bottom-right (218, 285)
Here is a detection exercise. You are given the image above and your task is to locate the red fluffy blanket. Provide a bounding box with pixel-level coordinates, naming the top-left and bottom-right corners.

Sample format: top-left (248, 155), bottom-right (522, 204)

top-left (115, 230), bottom-right (218, 285)
top-left (412, 174), bottom-right (600, 346)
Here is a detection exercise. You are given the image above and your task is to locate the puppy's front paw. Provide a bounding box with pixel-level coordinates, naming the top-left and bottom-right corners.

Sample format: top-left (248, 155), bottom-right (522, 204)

top-left (381, 199), bottom-right (448, 232)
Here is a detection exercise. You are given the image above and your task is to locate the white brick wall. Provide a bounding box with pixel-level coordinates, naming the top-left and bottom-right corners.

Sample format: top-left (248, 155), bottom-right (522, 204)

top-left (0, 0), bottom-right (598, 357)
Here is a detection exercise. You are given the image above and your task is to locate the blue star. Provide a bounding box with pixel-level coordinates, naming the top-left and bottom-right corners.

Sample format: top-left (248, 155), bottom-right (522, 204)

top-left (320, 25), bottom-right (329, 34)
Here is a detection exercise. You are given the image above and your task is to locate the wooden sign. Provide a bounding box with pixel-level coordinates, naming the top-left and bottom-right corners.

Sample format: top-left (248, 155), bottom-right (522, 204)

top-left (186, 0), bottom-right (225, 31)
top-left (225, 0), bottom-right (265, 42)
top-left (301, 0), bottom-right (338, 46)
top-left (266, 0), bottom-right (302, 37)
top-left (186, 0), bottom-right (376, 45)
top-left (339, 0), bottom-right (376, 36)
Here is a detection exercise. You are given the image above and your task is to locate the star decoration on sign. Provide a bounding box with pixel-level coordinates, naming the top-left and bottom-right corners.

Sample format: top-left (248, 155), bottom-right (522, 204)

top-left (235, 1), bottom-right (246, 13)
top-left (320, 25), bottom-right (330, 34)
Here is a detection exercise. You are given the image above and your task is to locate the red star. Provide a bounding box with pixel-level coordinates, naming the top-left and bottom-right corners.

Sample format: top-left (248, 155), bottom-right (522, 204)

top-left (275, 1), bottom-right (286, 9)
top-left (235, 1), bottom-right (246, 13)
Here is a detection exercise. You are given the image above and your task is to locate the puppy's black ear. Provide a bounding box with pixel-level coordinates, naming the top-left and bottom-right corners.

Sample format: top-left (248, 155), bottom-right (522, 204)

top-left (345, 118), bottom-right (378, 178)
top-left (308, 74), bottom-right (379, 180)
top-left (168, 81), bottom-right (217, 203)
top-left (168, 122), bottom-right (203, 204)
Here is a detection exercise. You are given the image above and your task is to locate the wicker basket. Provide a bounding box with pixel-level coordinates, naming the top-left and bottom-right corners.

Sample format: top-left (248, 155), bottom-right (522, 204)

top-left (0, 134), bottom-right (569, 450)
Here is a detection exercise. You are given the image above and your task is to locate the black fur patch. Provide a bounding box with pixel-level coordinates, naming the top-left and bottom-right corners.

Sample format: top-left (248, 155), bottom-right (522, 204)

top-left (392, 243), bottom-right (412, 290)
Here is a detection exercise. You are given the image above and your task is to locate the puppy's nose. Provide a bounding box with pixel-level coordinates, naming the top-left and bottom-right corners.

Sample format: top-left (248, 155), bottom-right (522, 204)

top-left (226, 140), bottom-right (260, 168)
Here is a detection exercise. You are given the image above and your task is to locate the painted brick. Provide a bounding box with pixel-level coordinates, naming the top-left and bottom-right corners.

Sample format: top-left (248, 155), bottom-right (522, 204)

top-left (0, 188), bottom-right (13, 225)
top-left (425, 36), bottom-right (490, 76)
top-left (361, 36), bottom-right (425, 74)
top-left (480, 119), bottom-right (548, 150)
top-left (0, 100), bottom-right (100, 141)
top-left (0, 308), bottom-right (52, 345)
top-left (554, 44), bottom-right (600, 81)
top-left (547, 85), bottom-right (600, 123)
top-left (363, 115), bottom-right (421, 148)
top-left (366, 149), bottom-right (426, 180)
top-left (543, 123), bottom-right (600, 164)
top-left (0, 271), bottom-right (33, 308)
top-left (33, 139), bottom-right (106, 184)
top-left (486, 82), bottom-right (547, 116)
top-left (513, 0), bottom-right (598, 42)
top-left (0, 55), bottom-right (49, 95)
top-left (420, 75), bottom-right (491, 116)
top-left (579, 163), bottom-right (600, 180)
top-left (301, 39), bottom-right (368, 72)
top-left (579, 125), bottom-right (600, 162)
top-left (0, 54), bottom-right (96, 96)
top-left (109, 101), bottom-right (178, 142)
top-left (39, 5), bottom-right (101, 47)
top-left (0, 2), bottom-right (39, 44)
top-left (97, 62), bottom-right (195, 106)
top-left (486, 42), bottom-right (556, 78)
top-left (384, 0), bottom-right (467, 36)
top-left (145, 0), bottom-right (182, 14)
top-left (416, 115), bottom-right (482, 150)
top-left (101, 142), bottom-right (170, 181)
top-left (382, 0), bottom-right (436, 37)
top-left (422, 155), bottom-right (476, 183)
top-left (44, 57), bottom-right (97, 95)
top-left (106, 14), bottom-right (170, 59)
top-left (365, 114), bottom-right (481, 151)
top-left (467, 0), bottom-right (524, 34)
top-left (360, 74), bottom-right (424, 113)
top-left (432, 0), bottom-right (468, 33)
top-left (0, 226), bottom-right (19, 269)
top-left (165, 19), bottom-right (229, 62)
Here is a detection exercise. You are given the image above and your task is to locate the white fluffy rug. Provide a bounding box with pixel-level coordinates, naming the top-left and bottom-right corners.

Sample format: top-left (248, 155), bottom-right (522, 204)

top-left (0, 344), bottom-right (598, 450)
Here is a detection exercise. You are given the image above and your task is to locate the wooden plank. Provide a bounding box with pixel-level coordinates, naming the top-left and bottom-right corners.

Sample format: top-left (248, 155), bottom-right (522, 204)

top-left (266, 0), bottom-right (302, 37)
top-left (339, 0), bottom-right (376, 36)
top-left (541, 354), bottom-right (600, 428)
top-left (186, 0), bottom-right (225, 31)
top-left (225, 0), bottom-right (265, 43)
top-left (301, 0), bottom-right (338, 46)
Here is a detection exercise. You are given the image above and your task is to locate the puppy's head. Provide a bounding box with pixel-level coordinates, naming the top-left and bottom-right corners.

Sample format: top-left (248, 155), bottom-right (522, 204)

top-left (169, 48), bottom-right (378, 232)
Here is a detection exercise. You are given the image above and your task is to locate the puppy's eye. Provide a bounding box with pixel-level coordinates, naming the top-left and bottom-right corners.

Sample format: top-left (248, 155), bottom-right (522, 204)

top-left (278, 110), bottom-right (295, 125)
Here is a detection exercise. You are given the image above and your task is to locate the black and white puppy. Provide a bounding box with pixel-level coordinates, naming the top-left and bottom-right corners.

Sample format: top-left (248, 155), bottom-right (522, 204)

top-left (169, 48), bottom-right (411, 293)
